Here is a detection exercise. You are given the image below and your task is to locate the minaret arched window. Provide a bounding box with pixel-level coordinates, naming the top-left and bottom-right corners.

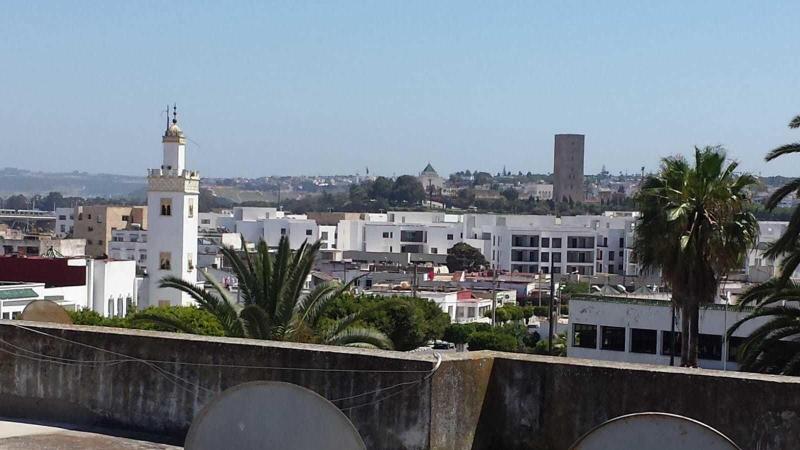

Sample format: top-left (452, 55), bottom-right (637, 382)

top-left (160, 198), bottom-right (172, 216)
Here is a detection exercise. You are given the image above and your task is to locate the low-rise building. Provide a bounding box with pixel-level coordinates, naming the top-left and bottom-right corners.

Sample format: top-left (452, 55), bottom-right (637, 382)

top-left (567, 295), bottom-right (769, 371)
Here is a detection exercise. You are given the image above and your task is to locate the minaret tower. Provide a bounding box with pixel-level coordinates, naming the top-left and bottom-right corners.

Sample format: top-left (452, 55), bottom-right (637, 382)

top-left (145, 105), bottom-right (200, 307)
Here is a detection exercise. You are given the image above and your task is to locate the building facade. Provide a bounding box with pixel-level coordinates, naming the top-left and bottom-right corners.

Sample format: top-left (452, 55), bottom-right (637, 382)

top-left (72, 205), bottom-right (147, 257)
top-left (553, 134), bottom-right (585, 203)
top-left (145, 110), bottom-right (200, 307)
top-left (568, 295), bottom-right (769, 371)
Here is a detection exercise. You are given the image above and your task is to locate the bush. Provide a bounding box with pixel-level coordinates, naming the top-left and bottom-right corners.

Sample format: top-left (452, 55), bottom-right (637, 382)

top-left (532, 306), bottom-right (549, 317)
top-left (533, 333), bottom-right (567, 356)
top-left (560, 304), bottom-right (569, 316)
top-left (467, 330), bottom-right (518, 352)
top-left (443, 324), bottom-right (473, 344)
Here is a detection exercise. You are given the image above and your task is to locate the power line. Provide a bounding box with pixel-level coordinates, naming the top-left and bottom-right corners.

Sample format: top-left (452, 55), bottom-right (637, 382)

top-left (5, 323), bottom-right (443, 409)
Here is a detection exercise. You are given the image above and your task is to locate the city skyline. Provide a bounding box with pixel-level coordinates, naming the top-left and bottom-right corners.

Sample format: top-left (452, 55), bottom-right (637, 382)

top-left (2, 2), bottom-right (799, 178)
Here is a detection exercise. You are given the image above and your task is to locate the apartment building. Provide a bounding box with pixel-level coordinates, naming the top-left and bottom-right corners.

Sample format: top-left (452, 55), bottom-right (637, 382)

top-left (109, 229), bottom-right (148, 271)
top-left (72, 205), bottom-right (147, 257)
top-left (54, 207), bottom-right (75, 237)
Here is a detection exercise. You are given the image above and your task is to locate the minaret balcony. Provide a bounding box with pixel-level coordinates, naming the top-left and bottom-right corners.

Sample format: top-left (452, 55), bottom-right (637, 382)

top-left (148, 168), bottom-right (200, 193)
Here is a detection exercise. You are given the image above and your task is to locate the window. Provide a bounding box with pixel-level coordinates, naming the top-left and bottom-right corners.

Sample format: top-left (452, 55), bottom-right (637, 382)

top-left (630, 328), bottom-right (657, 354)
top-left (187, 253), bottom-right (194, 271)
top-left (619, 237), bottom-right (625, 248)
top-left (159, 252), bottom-right (172, 270)
top-left (572, 324), bottom-right (597, 348)
top-left (87, 226), bottom-right (94, 232)
top-left (201, 219), bottom-right (211, 225)
top-left (306, 229), bottom-right (313, 236)
top-left (60, 225), bottom-right (65, 232)
top-left (552, 238), bottom-right (562, 248)
top-left (541, 252), bottom-right (549, 263)
top-left (542, 237), bottom-right (550, 248)
top-left (160, 198), bottom-right (172, 216)
top-left (553, 266), bottom-right (561, 274)
top-left (97, 216), bottom-right (103, 223)
top-left (280, 228), bottom-right (287, 235)
top-left (431, 248), bottom-right (438, 254)
top-left (609, 251), bottom-right (615, 261)
top-left (597, 263), bottom-right (603, 273)
top-left (552, 252), bottom-right (561, 263)
top-left (447, 234), bottom-right (454, 240)
top-left (601, 326), bottom-right (626, 351)
top-left (382, 232), bottom-right (391, 238)
top-left (321, 231), bottom-right (329, 240)
top-left (78, 213), bottom-right (83, 220)
top-left (58, 215), bottom-right (67, 220)
top-left (728, 336), bottom-right (745, 362)
top-left (661, 331), bottom-right (682, 356)
top-left (122, 215), bottom-right (130, 222)
top-left (603, 237), bottom-right (608, 246)
top-left (98, 240), bottom-right (103, 245)
top-left (698, 334), bottom-right (723, 360)
top-left (87, 214), bottom-right (92, 220)
top-left (87, 239), bottom-right (93, 245)
top-left (188, 200), bottom-right (194, 218)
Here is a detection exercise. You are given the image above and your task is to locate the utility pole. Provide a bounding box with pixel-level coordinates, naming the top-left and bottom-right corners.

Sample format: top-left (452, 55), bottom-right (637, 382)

top-left (669, 303), bottom-right (676, 366)
top-left (412, 263), bottom-right (418, 298)
top-left (548, 253), bottom-right (555, 355)
top-left (491, 267), bottom-right (498, 327)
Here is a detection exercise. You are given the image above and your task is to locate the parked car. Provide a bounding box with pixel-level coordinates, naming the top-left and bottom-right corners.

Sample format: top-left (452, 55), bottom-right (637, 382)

top-left (432, 340), bottom-right (455, 350)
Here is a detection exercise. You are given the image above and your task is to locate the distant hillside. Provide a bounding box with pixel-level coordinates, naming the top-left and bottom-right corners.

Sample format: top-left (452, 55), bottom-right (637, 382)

top-left (0, 167), bottom-right (145, 198)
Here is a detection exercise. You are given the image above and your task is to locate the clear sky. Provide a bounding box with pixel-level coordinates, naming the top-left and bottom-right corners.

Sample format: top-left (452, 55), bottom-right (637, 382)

top-left (1, 1), bottom-right (799, 178)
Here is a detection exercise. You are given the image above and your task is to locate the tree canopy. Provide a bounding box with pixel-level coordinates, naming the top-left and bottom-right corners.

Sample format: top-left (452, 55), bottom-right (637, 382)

top-left (446, 243), bottom-right (489, 272)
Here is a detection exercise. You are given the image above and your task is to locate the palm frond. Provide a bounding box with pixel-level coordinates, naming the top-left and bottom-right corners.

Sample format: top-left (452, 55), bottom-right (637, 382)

top-left (326, 326), bottom-right (394, 350)
top-left (765, 143), bottom-right (800, 162)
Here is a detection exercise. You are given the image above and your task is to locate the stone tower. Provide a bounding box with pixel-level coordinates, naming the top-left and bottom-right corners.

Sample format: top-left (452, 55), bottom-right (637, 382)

top-left (553, 134), bottom-right (585, 203)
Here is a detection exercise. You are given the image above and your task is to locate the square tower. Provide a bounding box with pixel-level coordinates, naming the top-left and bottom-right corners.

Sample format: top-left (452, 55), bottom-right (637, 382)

top-left (553, 134), bottom-right (585, 203)
top-left (145, 109), bottom-right (200, 307)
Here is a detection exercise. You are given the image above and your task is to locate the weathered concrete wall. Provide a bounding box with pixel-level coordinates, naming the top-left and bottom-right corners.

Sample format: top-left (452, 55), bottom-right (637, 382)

top-left (473, 353), bottom-right (800, 450)
top-left (2, 321), bottom-right (800, 450)
top-left (0, 321), bottom-right (439, 449)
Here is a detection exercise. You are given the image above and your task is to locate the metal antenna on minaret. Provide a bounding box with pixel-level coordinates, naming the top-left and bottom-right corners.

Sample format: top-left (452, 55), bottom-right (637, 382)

top-left (165, 104), bottom-right (170, 130)
top-left (173, 103), bottom-right (178, 124)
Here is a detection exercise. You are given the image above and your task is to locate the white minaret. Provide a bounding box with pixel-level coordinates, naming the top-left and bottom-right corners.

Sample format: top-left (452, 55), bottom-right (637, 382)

top-left (145, 105), bottom-right (200, 307)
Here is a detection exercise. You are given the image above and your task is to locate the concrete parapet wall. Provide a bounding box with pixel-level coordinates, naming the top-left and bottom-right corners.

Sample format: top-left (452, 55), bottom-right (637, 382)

top-left (1, 321), bottom-right (799, 449)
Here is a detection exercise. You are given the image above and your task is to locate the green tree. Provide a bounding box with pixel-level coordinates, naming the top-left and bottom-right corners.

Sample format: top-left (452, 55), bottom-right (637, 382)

top-left (501, 188), bottom-right (519, 202)
top-left (467, 330), bottom-right (518, 352)
top-left (130, 306), bottom-right (225, 336)
top-left (443, 323), bottom-right (473, 346)
top-left (446, 243), bottom-right (489, 272)
top-left (391, 175), bottom-right (426, 205)
top-left (158, 236), bottom-right (393, 349)
top-left (726, 114), bottom-right (800, 375)
top-left (370, 176), bottom-right (393, 201)
top-left (634, 147), bottom-right (758, 367)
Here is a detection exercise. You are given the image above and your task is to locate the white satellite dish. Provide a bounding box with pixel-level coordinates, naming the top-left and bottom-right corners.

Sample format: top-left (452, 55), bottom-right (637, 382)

top-left (185, 381), bottom-right (366, 450)
top-left (570, 412), bottom-right (740, 450)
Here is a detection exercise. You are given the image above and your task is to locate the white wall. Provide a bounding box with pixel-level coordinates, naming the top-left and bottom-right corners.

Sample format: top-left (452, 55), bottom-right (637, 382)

top-left (568, 297), bottom-right (770, 371)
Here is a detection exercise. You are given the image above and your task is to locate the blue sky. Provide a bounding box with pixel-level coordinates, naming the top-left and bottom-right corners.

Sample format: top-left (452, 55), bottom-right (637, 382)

top-left (1, 1), bottom-right (799, 178)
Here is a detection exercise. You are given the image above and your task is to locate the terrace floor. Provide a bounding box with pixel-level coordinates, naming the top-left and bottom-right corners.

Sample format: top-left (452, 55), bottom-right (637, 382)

top-left (0, 419), bottom-right (179, 450)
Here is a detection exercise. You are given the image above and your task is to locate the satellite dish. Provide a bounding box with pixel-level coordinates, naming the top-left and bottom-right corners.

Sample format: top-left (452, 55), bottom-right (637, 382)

top-left (20, 300), bottom-right (73, 324)
top-left (185, 381), bottom-right (366, 450)
top-left (570, 412), bottom-right (740, 450)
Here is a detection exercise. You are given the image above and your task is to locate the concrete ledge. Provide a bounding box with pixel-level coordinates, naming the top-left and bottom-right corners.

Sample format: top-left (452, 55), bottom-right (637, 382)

top-left (1, 321), bottom-right (800, 449)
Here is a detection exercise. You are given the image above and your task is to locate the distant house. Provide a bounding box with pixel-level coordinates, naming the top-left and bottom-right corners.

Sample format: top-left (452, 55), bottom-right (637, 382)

top-left (418, 163), bottom-right (445, 193)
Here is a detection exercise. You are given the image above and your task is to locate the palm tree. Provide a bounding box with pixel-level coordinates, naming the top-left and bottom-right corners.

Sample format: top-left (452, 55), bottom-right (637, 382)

top-left (726, 279), bottom-right (800, 374)
top-left (147, 236), bottom-right (393, 349)
top-left (634, 146), bottom-right (758, 367)
top-left (725, 113), bottom-right (800, 374)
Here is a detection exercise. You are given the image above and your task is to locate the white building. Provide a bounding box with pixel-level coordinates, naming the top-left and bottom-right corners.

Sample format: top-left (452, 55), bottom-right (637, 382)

top-left (109, 229), bottom-right (148, 271)
top-left (0, 257), bottom-right (137, 319)
top-left (54, 207), bottom-right (75, 238)
top-left (567, 295), bottom-right (769, 371)
top-left (745, 221), bottom-right (800, 283)
top-left (145, 109), bottom-right (200, 307)
top-left (520, 183), bottom-right (554, 201)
